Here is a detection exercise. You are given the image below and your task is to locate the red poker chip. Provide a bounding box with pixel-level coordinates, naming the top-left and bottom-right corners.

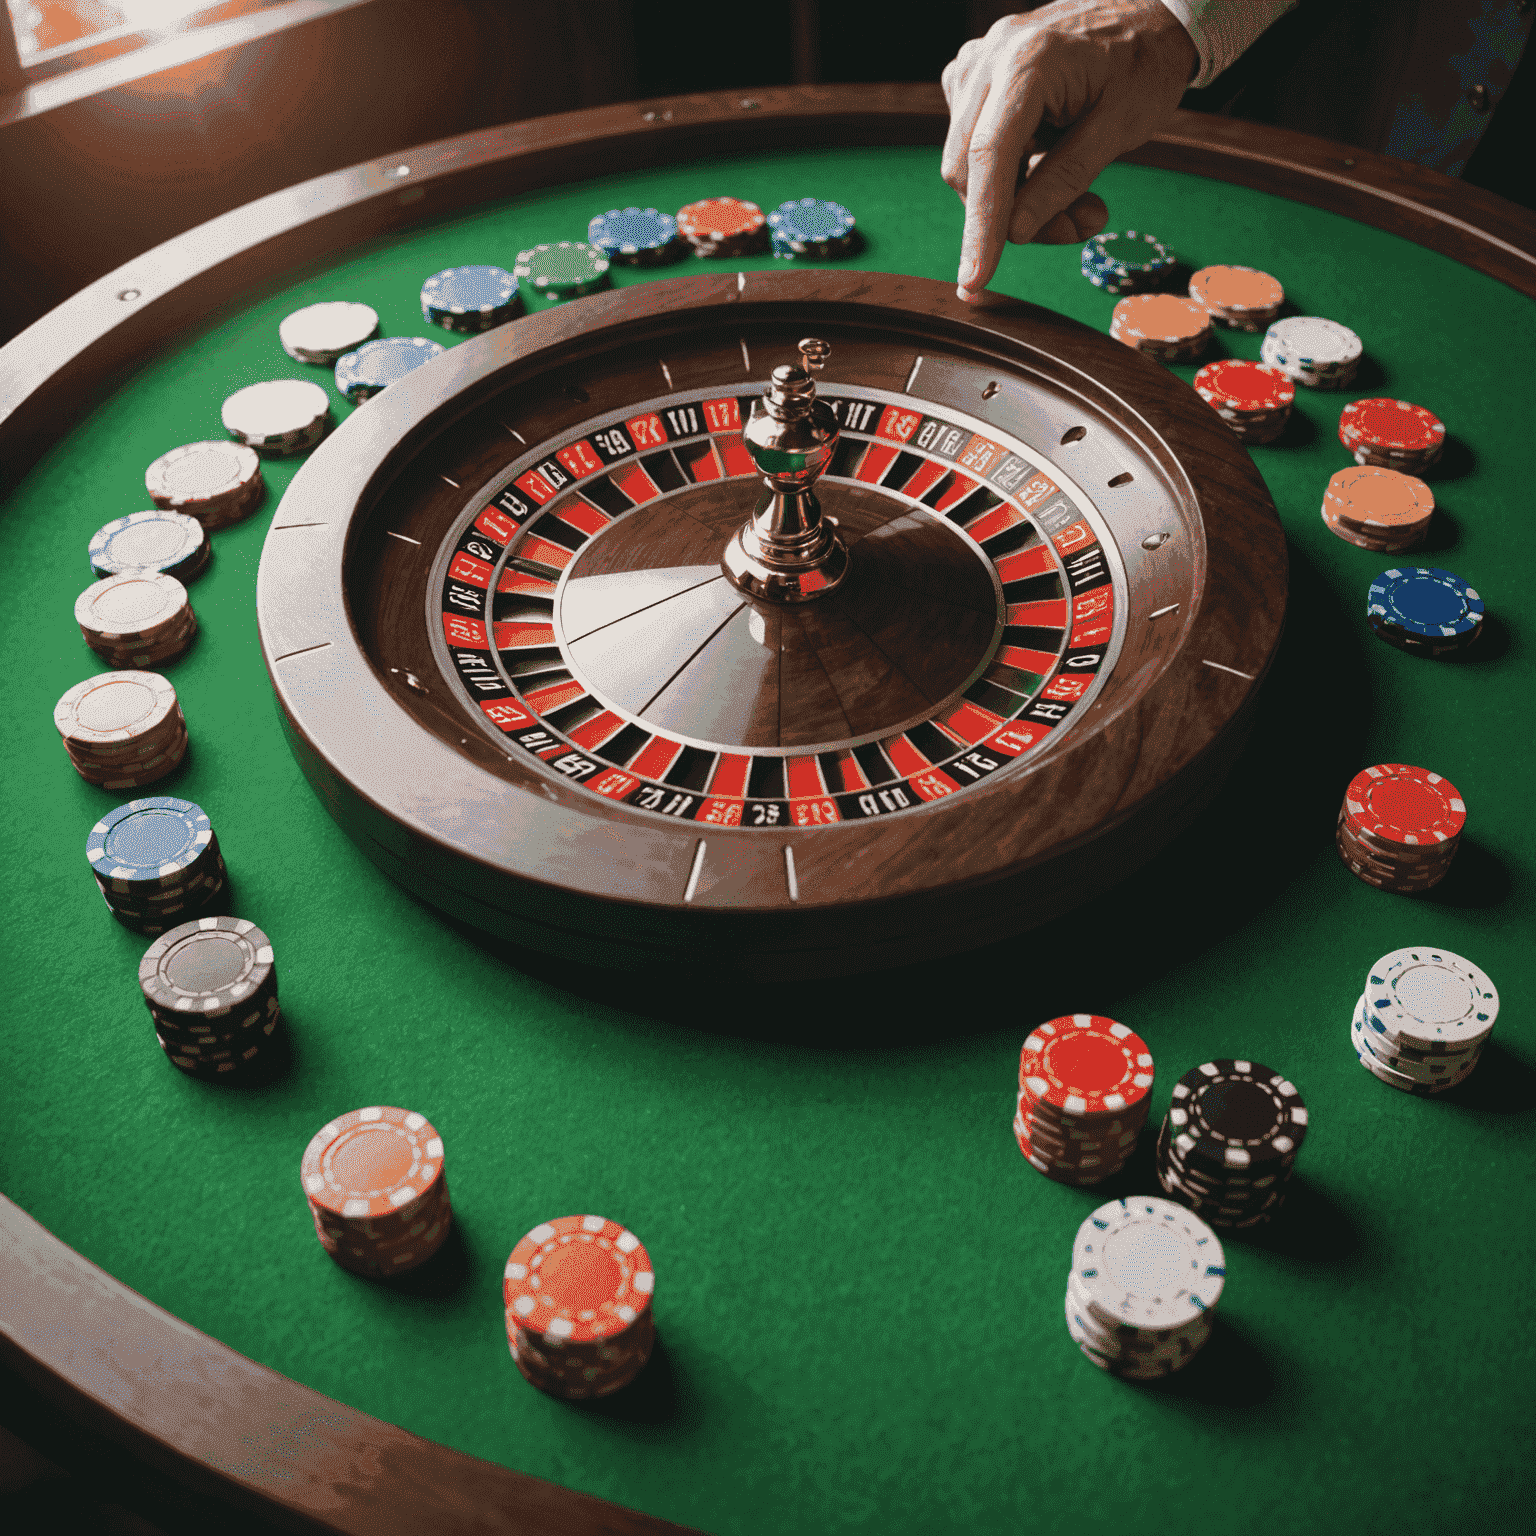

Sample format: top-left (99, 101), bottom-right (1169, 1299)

top-left (1341, 763), bottom-right (1466, 846)
top-left (1193, 359), bottom-right (1295, 412)
top-left (503, 1214), bottom-right (654, 1344)
top-left (1018, 1013), bottom-right (1154, 1115)
top-left (1337, 398), bottom-right (1445, 452)
top-left (676, 197), bottom-right (765, 241)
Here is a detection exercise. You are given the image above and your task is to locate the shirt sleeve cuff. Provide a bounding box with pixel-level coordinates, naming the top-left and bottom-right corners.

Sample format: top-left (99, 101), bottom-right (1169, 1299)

top-left (1156, 0), bottom-right (1298, 90)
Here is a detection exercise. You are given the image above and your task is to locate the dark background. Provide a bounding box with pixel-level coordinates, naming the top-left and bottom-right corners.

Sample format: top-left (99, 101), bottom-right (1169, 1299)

top-left (0, 0), bottom-right (1528, 343)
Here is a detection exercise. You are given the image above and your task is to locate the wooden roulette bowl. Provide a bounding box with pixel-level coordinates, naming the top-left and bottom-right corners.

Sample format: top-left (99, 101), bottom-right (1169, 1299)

top-left (256, 267), bottom-right (1285, 977)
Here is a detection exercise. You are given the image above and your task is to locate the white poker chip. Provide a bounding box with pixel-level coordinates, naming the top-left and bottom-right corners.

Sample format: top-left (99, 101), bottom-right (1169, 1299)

top-left (1071, 1195), bottom-right (1225, 1331)
top-left (221, 379), bottom-right (331, 449)
top-left (1362, 947), bottom-right (1498, 1053)
top-left (278, 301), bottom-right (379, 364)
top-left (1262, 315), bottom-right (1363, 367)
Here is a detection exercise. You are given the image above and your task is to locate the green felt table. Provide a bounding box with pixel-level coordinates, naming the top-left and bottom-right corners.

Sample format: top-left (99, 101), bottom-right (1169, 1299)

top-left (1, 87), bottom-right (1533, 1536)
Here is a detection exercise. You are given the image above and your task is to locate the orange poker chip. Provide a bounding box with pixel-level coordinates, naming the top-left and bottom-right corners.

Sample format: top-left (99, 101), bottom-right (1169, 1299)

top-left (1323, 466), bottom-right (1433, 530)
top-left (1188, 264), bottom-right (1284, 316)
top-left (676, 196), bottom-right (765, 241)
top-left (301, 1105), bottom-right (445, 1219)
top-left (504, 1214), bottom-right (655, 1344)
top-left (1110, 293), bottom-right (1211, 345)
top-left (1019, 1013), bottom-right (1155, 1116)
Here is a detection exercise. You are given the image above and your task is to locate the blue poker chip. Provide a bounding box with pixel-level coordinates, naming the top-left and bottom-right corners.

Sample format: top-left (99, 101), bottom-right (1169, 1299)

top-left (1366, 567), bottom-right (1485, 639)
top-left (587, 206), bottom-right (680, 261)
top-left (419, 265), bottom-right (520, 332)
top-left (88, 509), bottom-right (208, 582)
top-left (767, 198), bottom-right (856, 250)
top-left (334, 336), bottom-right (446, 402)
top-left (86, 797), bottom-right (214, 888)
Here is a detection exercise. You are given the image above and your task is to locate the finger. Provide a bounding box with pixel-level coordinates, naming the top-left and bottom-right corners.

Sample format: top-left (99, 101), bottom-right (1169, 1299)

top-left (1030, 192), bottom-right (1109, 245)
top-left (957, 71), bottom-right (1045, 298)
top-left (941, 51), bottom-right (993, 199)
top-left (1004, 105), bottom-right (1124, 248)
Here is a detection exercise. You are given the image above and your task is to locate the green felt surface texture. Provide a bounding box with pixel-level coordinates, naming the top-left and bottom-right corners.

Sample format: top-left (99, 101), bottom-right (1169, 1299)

top-left (2, 145), bottom-right (1533, 1535)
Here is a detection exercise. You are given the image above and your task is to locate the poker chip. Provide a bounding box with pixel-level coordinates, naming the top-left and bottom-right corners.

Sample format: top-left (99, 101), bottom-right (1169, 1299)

top-left (767, 198), bottom-right (856, 259)
top-left (1349, 947), bottom-right (1497, 1094)
top-left (1192, 359), bottom-right (1293, 444)
top-left (1320, 466), bottom-right (1433, 553)
top-left (419, 265), bottom-right (520, 332)
top-left (278, 301), bottom-right (379, 364)
top-left (510, 242), bottom-right (611, 300)
top-left (1260, 315), bottom-right (1362, 389)
top-left (221, 379), bottom-right (331, 454)
top-left (139, 915), bottom-right (285, 1080)
top-left (300, 1106), bottom-right (451, 1276)
top-left (53, 671), bottom-right (189, 787)
top-left (334, 335), bottom-right (446, 402)
top-left (86, 796), bottom-right (229, 933)
top-left (676, 197), bottom-right (768, 258)
top-left (1109, 294), bottom-right (1211, 363)
top-left (88, 509), bottom-right (208, 583)
top-left (1339, 397), bottom-right (1446, 472)
top-left (144, 440), bottom-right (264, 530)
top-left (587, 207), bottom-right (682, 265)
top-left (1336, 762), bottom-right (1464, 892)
top-left (1155, 1059), bottom-right (1306, 1228)
top-left (1081, 230), bottom-right (1175, 294)
top-left (504, 1214), bottom-right (655, 1398)
top-left (1364, 947), bottom-right (1498, 1053)
top-left (1187, 264), bottom-right (1284, 330)
top-left (1366, 568), bottom-right (1484, 654)
top-left (1014, 1014), bottom-right (1154, 1184)
top-left (1068, 1196), bottom-right (1224, 1366)
top-left (74, 571), bottom-right (196, 668)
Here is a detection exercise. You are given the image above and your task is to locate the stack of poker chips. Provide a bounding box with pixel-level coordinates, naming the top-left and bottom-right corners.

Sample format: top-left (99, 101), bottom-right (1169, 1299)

top-left (87, 795), bottom-right (229, 935)
top-left (1350, 946), bottom-right (1497, 1096)
top-left (221, 379), bottom-right (331, 455)
top-left (587, 207), bottom-right (685, 266)
top-left (1080, 230), bottom-right (1175, 293)
top-left (511, 242), bottom-right (612, 305)
top-left (138, 915), bottom-right (285, 1082)
top-left (419, 265), bottom-right (521, 332)
top-left (1155, 1059), bottom-right (1307, 1228)
top-left (1337, 761), bottom-right (1465, 892)
top-left (1014, 1014), bottom-right (1154, 1185)
top-left (301, 1106), bottom-right (452, 1278)
top-left (1338, 396), bottom-right (1445, 473)
top-left (1366, 566), bottom-right (1484, 658)
top-left (1064, 1196), bottom-right (1224, 1379)
top-left (767, 197), bottom-right (857, 259)
top-left (278, 300), bottom-right (380, 364)
top-left (75, 571), bottom-right (197, 668)
top-left (504, 1215), bottom-right (656, 1399)
top-left (1260, 315), bottom-right (1362, 390)
top-left (88, 509), bottom-right (209, 584)
top-left (335, 336), bottom-right (445, 403)
top-left (676, 196), bottom-right (768, 258)
top-left (1192, 359), bottom-right (1294, 444)
top-left (1321, 467), bottom-right (1434, 552)
top-left (145, 440), bottom-right (265, 530)
top-left (54, 671), bottom-right (188, 788)
top-left (1109, 294), bottom-right (1211, 363)
top-left (1186, 264), bottom-right (1284, 331)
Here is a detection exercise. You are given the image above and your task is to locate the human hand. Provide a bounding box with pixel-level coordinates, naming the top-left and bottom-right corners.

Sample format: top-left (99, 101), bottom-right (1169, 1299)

top-left (941, 1), bottom-right (1199, 302)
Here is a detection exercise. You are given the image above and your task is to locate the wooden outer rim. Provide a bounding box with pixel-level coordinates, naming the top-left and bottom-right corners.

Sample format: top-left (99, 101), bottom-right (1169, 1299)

top-left (1, 84), bottom-right (1532, 1534)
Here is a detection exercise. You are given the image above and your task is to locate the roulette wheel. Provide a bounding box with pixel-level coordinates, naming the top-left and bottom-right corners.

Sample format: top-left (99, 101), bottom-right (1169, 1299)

top-left (258, 268), bottom-right (1284, 975)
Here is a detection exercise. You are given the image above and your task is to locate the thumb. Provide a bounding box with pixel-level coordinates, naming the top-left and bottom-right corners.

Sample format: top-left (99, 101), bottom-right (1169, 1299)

top-left (1005, 106), bottom-right (1125, 248)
